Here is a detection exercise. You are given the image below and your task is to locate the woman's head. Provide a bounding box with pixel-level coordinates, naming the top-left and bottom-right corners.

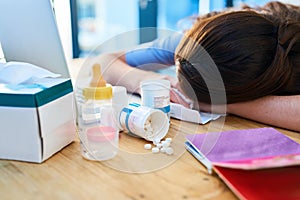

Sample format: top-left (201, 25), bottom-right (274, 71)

top-left (175, 1), bottom-right (300, 105)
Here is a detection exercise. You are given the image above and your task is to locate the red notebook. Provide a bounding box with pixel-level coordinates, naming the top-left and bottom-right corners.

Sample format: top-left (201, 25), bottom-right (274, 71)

top-left (214, 166), bottom-right (300, 200)
top-left (185, 127), bottom-right (300, 200)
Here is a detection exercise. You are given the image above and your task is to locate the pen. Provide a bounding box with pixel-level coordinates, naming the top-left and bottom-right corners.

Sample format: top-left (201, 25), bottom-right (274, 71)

top-left (185, 141), bottom-right (213, 174)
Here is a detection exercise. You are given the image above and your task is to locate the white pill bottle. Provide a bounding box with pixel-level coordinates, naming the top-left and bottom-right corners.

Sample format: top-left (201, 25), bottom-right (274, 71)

top-left (140, 79), bottom-right (171, 119)
top-left (119, 103), bottom-right (169, 141)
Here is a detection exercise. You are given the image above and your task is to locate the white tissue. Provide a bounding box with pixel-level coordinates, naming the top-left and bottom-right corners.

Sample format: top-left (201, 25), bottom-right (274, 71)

top-left (0, 61), bottom-right (60, 85)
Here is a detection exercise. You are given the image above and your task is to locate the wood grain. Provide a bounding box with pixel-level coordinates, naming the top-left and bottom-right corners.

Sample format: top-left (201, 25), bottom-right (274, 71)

top-left (1, 115), bottom-right (299, 200)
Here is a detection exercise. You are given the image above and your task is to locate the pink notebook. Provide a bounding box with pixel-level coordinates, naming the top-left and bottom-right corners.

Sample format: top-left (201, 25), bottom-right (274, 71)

top-left (185, 127), bottom-right (300, 171)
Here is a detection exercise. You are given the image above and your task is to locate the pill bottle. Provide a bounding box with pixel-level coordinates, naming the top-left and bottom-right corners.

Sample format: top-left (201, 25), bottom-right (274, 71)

top-left (112, 86), bottom-right (128, 131)
top-left (140, 79), bottom-right (171, 119)
top-left (78, 64), bottom-right (118, 161)
top-left (119, 103), bottom-right (169, 142)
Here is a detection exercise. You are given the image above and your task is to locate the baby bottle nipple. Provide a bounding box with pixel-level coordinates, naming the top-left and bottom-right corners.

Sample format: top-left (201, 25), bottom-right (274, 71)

top-left (90, 63), bottom-right (106, 87)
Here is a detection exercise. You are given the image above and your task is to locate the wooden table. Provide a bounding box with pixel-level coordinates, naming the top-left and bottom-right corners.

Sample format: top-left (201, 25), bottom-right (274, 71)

top-left (1, 59), bottom-right (299, 200)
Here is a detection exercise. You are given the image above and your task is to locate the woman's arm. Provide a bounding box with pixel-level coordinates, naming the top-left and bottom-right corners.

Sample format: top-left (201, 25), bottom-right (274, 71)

top-left (96, 52), bottom-right (167, 94)
top-left (94, 33), bottom-right (182, 93)
top-left (96, 52), bottom-right (191, 106)
top-left (227, 95), bottom-right (300, 132)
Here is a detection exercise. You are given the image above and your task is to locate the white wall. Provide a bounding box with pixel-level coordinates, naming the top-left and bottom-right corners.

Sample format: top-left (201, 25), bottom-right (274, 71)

top-left (81, 0), bottom-right (139, 54)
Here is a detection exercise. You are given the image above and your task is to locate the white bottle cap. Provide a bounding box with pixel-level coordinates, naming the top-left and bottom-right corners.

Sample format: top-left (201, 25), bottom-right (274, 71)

top-left (140, 79), bottom-right (171, 91)
top-left (112, 86), bottom-right (128, 102)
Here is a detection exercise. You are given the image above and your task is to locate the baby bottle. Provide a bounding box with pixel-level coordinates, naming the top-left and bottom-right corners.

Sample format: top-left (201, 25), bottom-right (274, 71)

top-left (78, 64), bottom-right (118, 161)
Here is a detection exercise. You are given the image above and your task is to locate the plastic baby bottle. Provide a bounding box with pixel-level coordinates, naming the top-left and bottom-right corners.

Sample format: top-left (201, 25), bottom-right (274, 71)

top-left (78, 64), bottom-right (118, 161)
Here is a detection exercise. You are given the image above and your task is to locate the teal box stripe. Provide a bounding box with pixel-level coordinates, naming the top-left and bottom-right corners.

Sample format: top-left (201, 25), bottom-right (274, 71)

top-left (35, 80), bottom-right (73, 107)
top-left (0, 93), bottom-right (36, 107)
top-left (0, 80), bottom-right (73, 108)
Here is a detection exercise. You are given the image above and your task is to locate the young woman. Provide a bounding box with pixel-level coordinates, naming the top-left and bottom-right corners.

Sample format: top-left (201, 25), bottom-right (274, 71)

top-left (97, 1), bottom-right (300, 132)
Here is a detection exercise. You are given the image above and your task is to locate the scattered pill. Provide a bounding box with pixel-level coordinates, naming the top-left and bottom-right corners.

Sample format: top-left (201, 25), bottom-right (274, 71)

top-left (160, 147), bottom-right (166, 153)
top-left (152, 147), bottom-right (160, 153)
top-left (153, 138), bottom-right (161, 145)
top-left (143, 137), bottom-right (174, 155)
top-left (156, 143), bottom-right (163, 148)
top-left (165, 147), bottom-right (174, 155)
top-left (144, 143), bottom-right (152, 150)
top-left (162, 141), bottom-right (170, 148)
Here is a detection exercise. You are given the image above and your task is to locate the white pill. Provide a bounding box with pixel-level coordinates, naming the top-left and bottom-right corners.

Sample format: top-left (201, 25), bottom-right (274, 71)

top-left (147, 127), bottom-right (153, 132)
top-left (165, 147), bottom-right (174, 155)
top-left (161, 140), bottom-right (167, 145)
top-left (162, 141), bottom-right (170, 148)
top-left (160, 147), bottom-right (166, 153)
top-left (144, 144), bottom-right (152, 150)
top-left (145, 131), bottom-right (153, 137)
top-left (156, 143), bottom-right (163, 148)
top-left (153, 138), bottom-right (161, 145)
top-left (165, 138), bottom-right (172, 142)
top-left (152, 147), bottom-right (160, 153)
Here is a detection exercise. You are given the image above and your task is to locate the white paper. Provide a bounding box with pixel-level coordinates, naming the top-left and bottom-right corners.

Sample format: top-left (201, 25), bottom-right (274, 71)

top-left (170, 103), bottom-right (225, 124)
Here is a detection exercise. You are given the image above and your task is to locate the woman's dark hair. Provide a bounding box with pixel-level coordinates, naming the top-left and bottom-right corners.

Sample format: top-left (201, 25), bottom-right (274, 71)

top-left (175, 1), bottom-right (300, 104)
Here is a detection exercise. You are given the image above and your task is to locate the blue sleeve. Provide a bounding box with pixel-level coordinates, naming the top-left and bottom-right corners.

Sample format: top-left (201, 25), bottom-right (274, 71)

top-left (125, 33), bottom-right (182, 69)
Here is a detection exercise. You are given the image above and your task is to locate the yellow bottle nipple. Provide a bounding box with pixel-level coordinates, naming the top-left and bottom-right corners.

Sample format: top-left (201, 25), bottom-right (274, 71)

top-left (90, 63), bottom-right (106, 87)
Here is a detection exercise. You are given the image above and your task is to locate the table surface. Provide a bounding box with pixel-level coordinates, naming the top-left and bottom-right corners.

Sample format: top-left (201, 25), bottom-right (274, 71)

top-left (1, 59), bottom-right (299, 200)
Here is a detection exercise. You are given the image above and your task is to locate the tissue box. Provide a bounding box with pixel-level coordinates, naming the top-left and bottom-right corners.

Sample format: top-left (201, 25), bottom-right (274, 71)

top-left (0, 79), bottom-right (76, 163)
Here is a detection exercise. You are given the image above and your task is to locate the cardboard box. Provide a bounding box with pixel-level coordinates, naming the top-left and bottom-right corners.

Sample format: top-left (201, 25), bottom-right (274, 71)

top-left (0, 79), bottom-right (76, 163)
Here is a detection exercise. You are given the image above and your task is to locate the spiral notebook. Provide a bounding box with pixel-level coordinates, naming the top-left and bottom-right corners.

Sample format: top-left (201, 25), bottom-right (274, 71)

top-left (185, 127), bottom-right (300, 200)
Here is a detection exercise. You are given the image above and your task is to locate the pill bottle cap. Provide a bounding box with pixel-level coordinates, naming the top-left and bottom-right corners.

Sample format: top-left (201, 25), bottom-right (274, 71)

top-left (86, 126), bottom-right (116, 142)
top-left (112, 86), bottom-right (128, 103)
top-left (140, 79), bottom-right (171, 91)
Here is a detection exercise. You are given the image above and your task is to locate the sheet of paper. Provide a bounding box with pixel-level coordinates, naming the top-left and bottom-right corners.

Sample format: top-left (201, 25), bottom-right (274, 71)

top-left (170, 103), bottom-right (225, 124)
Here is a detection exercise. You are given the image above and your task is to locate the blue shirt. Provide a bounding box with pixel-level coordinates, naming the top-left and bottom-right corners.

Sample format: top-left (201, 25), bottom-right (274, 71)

top-left (125, 33), bottom-right (182, 70)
